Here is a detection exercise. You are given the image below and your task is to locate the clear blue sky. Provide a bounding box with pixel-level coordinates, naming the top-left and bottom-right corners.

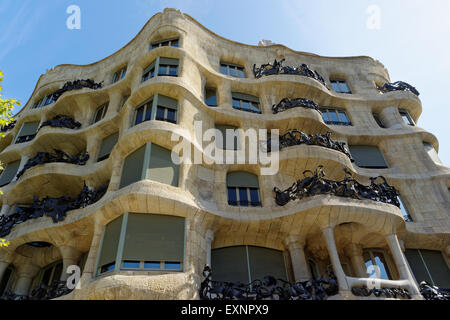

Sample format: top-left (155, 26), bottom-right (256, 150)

top-left (1, 0), bottom-right (449, 165)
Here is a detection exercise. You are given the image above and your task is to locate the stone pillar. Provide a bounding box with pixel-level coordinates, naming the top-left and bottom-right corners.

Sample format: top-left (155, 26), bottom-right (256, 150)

top-left (285, 237), bottom-right (310, 282)
top-left (13, 263), bottom-right (40, 296)
top-left (0, 203), bottom-right (10, 216)
top-left (321, 226), bottom-right (349, 291)
top-left (78, 221), bottom-right (105, 286)
top-left (59, 246), bottom-right (83, 281)
top-left (205, 230), bottom-right (214, 267)
top-left (347, 243), bottom-right (367, 278)
top-left (106, 90), bottom-right (122, 116)
top-left (380, 106), bottom-right (403, 129)
top-left (85, 133), bottom-right (101, 164)
top-left (385, 233), bottom-right (421, 297)
top-left (0, 261), bottom-right (10, 283)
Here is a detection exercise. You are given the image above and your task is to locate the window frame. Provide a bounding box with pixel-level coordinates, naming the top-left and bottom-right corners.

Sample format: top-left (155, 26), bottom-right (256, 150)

top-left (112, 66), bottom-right (127, 84)
top-left (32, 93), bottom-right (56, 109)
top-left (142, 57), bottom-right (179, 82)
top-left (92, 102), bottom-right (109, 125)
top-left (226, 172), bottom-right (262, 207)
top-left (132, 94), bottom-right (178, 127)
top-left (220, 62), bottom-right (246, 78)
top-left (372, 113), bottom-right (386, 128)
top-left (398, 194), bottom-right (413, 222)
top-left (150, 38), bottom-right (180, 50)
top-left (399, 109), bottom-right (415, 126)
top-left (14, 121), bottom-right (40, 144)
top-left (231, 93), bottom-right (261, 114)
top-left (330, 79), bottom-right (352, 94)
top-left (363, 249), bottom-right (394, 280)
top-left (205, 87), bottom-right (218, 107)
top-left (320, 107), bottom-right (352, 126)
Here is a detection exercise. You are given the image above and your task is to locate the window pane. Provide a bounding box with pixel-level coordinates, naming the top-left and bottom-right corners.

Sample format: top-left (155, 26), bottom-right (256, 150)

top-left (338, 111), bottom-right (349, 124)
top-left (373, 254), bottom-right (391, 280)
top-left (228, 187), bottom-right (237, 206)
top-left (169, 66), bottom-right (178, 76)
top-left (329, 110), bottom-right (339, 123)
top-left (321, 111), bottom-right (330, 122)
top-left (241, 101), bottom-right (251, 112)
top-left (340, 82), bottom-right (351, 93)
top-left (144, 105), bottom-right (152, 121)
top-left (123, 261), bottom-right (140, 269)
top-left (41, 267), bottom-right (53, 286)
top-left (232, 98), bottom-right (241, 109)
top-left (120, 70), bottom-right (126, 79)
top-left (239, 187), bottom-right (249, 206)
top-left (205, 89), bottom-right (217, 106)
top-left (135, 106), bottom-right (144, 125)
top-left (151, 44), bottom-right (159, 50)
top-left (236, 69), bottom-right (245, 78)
top-left (165, 262), bottom-right (181, 270)
top-left (156, 107), bottom-right (166, 121)
top-left (250, 103), bottom-right (261, 114)
top-left (220, 65), bottom-right (228, 75)
top-left (229, 67), bottom-right (238, 77)
top-left (167, 109), bottom-right (176, 123)
top-left (144, 261), bottom-right (161, 270)
top-left (331, 82), bottom-right (340, 92)
top-left (159, 65), bottom-right (168, 76)
top-left (162, 41), bottom-right (170, 47)
top-left (94, 107), bottom-right (104, 123)
top-left (100, 262), bottom-right (115, 274)
top-left (171, 39), bottom-right (179, 47)
top-left (249, 188), bottom-right (260, 206)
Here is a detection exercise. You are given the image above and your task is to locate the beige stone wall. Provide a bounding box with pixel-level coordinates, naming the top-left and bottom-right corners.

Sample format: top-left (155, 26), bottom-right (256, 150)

top-left (0, 8), bottom-right (448, 300)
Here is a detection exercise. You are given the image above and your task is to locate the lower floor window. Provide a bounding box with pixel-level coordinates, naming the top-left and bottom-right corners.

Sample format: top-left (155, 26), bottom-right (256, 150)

top-left (227, 187), bottom-right (261, 207)
top-left (363, 249), bottom-right (393, 280)
top-left (121, 260), bottom-right (182, 271)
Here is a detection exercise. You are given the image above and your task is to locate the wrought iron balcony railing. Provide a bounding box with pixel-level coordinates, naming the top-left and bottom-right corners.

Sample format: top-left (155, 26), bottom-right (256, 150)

top-left (377, 81), bottom-right (420, 96)
top-left (267, 130), bottom-right (354, 162)
top-left (0, 182), bottom-right (107, 237)
top-left (48, 79), bottom-right (103, 103)
top-left (351, 286), bottom-right (411, 299)
top-left (16, 150), bottom-right (89, 179)
top-left (200, 266), bottom-right (338, 300)
top-left (253, 59), bottom-right (328, 88)
top-left (272, 97), bottom-right (320, 114)
top-left (0, 281), bottom-right (73, 301)
top-left (274, 166), bottom-right (400, 207)
top-left (39, 115), bottom-right (82, 131)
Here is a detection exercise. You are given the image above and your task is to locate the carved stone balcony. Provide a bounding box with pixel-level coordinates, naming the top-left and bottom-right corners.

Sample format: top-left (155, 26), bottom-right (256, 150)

top-left (199, 266), bottom-right (338, 300)
top-left (377, 81), bottom-right (420, 96)
top-left (0, 182), bottom-right (107, 237)
top-left (39, 115), bottom-right (82, 131)
top-left (16, 150), bottom-right (89, 179)
top-left (272, 97), bottom-right (320, 114)
top-left (253, 59), bottom-right (328, 88)
top-left (267, 130), bottom-right (354, 162)
top-left (274, 166), bottom-right (399, 207)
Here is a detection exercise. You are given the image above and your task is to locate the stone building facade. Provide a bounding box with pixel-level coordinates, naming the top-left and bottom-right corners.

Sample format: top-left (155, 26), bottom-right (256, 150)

top-left (0, 9), bottom-right (448, 300)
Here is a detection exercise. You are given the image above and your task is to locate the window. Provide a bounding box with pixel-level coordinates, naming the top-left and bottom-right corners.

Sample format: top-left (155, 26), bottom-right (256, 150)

top-left (215, 125), bottom-right (240, 150)
top-left (97, 213), bottom-right (185, 275)
top-left (399, 109), bottom-right (415, 126)
top-left (133, 94), bottom-right (178, 126)
top-left (220, 62), bottom-right (245, 78)
top-left (205, 88), bottom-right (217, 107)
top-left (119, 143), bottom-right (180, 189)
top-left (35, 261), bottom-right (63, 288)
top-left (231, 93), bottom-right (261, 114)
top-left (308, 259), bottom-right (319, 280)
top-left (0, 265), bottom-right (14, 296)
top-left (373, 113), bottom-right (386, 128)
top-left (32, 94), bottom-right (56, 109)
top-left (423, 142), bottom-right (443, 165)
top-left (142, 57), bottom-right (179, 82)
top-left (0, 160), bottom-right (21, 187)
top-left (330, 79), bottom-right (352, 94)
top-left (97, 132), bottom-right (119, 162)
top-left (320, 108), bottom-right (351, 126)
top-left (363, 250), bottom-right (393, 280)
top-left (92, 103), bottom-right (109, 124)
top-left (349, 146), bottom-right (388, 169)
top-left (150, 38), bottom-right (179, 50)
top-left (119, 95), bottom-right (130, 111)
top-left (398, 194), bottom-right (413, 222)
top-left (211, 246), bottom-right (287, 283)
top-left (227, 171), bottom-right (261, 207)
top-left (15, 121), bottom-right (40, 144)
top-left (405, 249), bottom-right (450, 288)
top-left (112, 66), bottom-right (127, 84)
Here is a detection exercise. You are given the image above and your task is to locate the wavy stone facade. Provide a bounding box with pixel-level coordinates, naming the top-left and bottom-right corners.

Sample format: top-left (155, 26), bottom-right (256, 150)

top-left (0, 9), bottom-right (448, 300)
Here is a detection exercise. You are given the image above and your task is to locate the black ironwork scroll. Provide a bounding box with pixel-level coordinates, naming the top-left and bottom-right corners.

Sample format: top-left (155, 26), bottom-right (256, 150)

top-left (419, 281), bottom-right (450, 300)
top-left (272, 98), bottom-right (320, 114)
top-left (273, 166), bottom-right (400, 207)
top-left (378, 81), bottom-right (419, 96)
top-left (351, 286), bottom-right (411, 299)
top-left (0, 182), bottom-right (107, 237)
top-left (50, 79), bottom-right (103, 102)
top-left (268, 130), bottom-right (354, 162)
top-left (16, 150), bottom-right (89, 179)
top-left (253, 59), bottom-right (328, 88)
top-left (200, 266), bottom-right (338, 300)
top-left (0, 121), bottom-right (16, 133)
top-left (39, 115), bottom-right (82, 131)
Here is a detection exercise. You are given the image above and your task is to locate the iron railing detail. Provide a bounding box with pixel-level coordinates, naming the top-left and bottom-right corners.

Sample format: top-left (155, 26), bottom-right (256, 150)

top-left (272, 97), bottom-right (320, 114)
top-left (351, 286), bottom-right (411, 299)
top-left (378, 81), bottom-right (419, 96)
top-left (39, 115), bottom-right (82, 131)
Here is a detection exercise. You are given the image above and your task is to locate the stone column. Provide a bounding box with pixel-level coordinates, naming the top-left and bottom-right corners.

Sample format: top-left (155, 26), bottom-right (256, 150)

top-left (380, 106), bottom-right (403, 129)
top-left (13, 263), bottom-right (40, 296)
top-left (59, 246), bottom-right (83, 281)
top-left (205, 230), bottom-right (214, 267)
top-left (0, 203), bottom-right (10, 216)
top-left (85, 132), bottom-right (101, 164)
top-left (322, 226), bottom-right (349, 291)
top-left (285, 237), bottom-right (310, 282)
top-left (347, 243), bottom-right (367, 278)
top-left (78, 221), bottom-right (105, 286)
top-left (385, 233), bottom-right (421, 297)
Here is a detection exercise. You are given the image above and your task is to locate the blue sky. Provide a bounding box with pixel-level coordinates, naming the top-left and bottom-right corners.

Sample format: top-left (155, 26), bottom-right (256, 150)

top-left (0, 0), bottom-right (449, 165)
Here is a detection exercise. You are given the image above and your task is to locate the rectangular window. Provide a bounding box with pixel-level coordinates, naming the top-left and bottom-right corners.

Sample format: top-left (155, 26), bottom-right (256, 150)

top-left (0, 160), bottom-right (21, 187)
top-left (227, 187), bottom-right (238, 206)
top-left (97, 132), bottom-right (119, 162)
top-left (220, 62), bottom-right (246, 78)
top-left (405, 249), bottom-right (450, 288)
top-left (142, 58), bottom-right (179, 81)
top-left (122, 261), bottom-right (140, 269)
top-left (349, 146), bottom-right (388, 169)
top-left (399, 109), bottom-right (415, 126)
top-left (330, 79), bottom-right (352, 94)
top-left (92, 103), bottom-right (109, 124)
top-left (150, 38), bottom-right (180, 50)
top-left (112, 66), bottom-right (127, 84)
top-left (320, 108), bottom-right (352, 126)
top-left (231, 93), bottom-right (261, 114)
top-left (144, 261), bottom-right (161, 270)
top-left (15, 122), bottom-right (40, 144)
top-left (398, 195), bottom-right (413, 222)
top-left (134, 100), bottom-right (153, 126)
top-left (373, 113), bottom-right (385, 128)
top-left (142, 62), bottom-right (156, 82)
top-left (33, 94), bottom-right (56, 109)
top-left (227, 187), bottom-right (261, 207)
